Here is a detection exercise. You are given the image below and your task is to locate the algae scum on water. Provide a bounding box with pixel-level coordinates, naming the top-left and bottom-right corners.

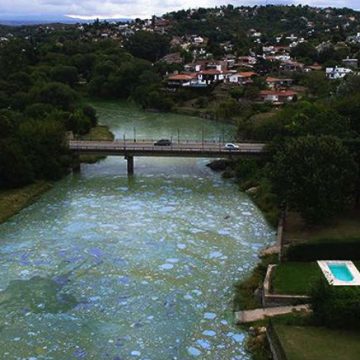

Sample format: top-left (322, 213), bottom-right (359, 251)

top-left (0, 103), bottom-right (274, 359)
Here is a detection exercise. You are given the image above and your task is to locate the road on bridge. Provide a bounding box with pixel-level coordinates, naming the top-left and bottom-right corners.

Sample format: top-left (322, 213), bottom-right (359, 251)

top-left (69, 140), bottom-right (266, 155)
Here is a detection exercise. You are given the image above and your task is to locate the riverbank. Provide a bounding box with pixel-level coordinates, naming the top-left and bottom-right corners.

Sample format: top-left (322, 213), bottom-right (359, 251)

top-left (0, 125), bottom-right (115, 225)
top-left (78, 125), bottom-right (115, 163)
top-left (0, 181), bottom-right (53, 225)
top-left (235, 209), bottom-right (360, 360)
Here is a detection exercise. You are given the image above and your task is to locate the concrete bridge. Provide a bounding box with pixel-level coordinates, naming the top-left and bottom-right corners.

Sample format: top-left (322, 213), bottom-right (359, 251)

top-left (69, 140), bottom-right (266, 175)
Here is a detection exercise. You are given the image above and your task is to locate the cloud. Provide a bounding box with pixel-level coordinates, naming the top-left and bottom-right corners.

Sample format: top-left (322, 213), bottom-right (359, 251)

top-left (0, 0), bottom-right (358, 20)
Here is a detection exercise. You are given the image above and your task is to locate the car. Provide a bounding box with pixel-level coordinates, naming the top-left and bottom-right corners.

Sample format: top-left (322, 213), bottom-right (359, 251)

top-left (224, 143), bottom-right (239, 150)
top-left (154, 139), bottom-right (172, 146)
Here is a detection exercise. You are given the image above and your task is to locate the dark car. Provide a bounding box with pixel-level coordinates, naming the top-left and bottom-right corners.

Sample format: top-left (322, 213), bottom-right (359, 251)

top-left (154, 139), bottom-right (172, 146)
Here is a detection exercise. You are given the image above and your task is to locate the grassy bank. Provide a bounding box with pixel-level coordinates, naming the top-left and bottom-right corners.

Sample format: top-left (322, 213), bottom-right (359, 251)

top-left (284, 210), bottom-right (360, 245)
top-left (0, 181), bottom-right (52, 224)
top-left (80, 125), bottom-right (115, 141)
top-left (79, 125), bottom-right (115, 163)
top-left (274, 324), bottom-right (360, 360)
top-left (233, 254), bottom-right (278, 311)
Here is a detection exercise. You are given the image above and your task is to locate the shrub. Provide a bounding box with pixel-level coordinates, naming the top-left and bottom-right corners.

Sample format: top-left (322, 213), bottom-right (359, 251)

top-left (286, 239), bottom-right (360, 261)
top-left (311, 278), bottom-right (360, 329)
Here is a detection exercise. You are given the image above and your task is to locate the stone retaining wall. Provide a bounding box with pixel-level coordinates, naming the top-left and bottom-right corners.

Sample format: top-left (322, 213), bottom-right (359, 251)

top-left (262, 264), bottom-right (310, 307)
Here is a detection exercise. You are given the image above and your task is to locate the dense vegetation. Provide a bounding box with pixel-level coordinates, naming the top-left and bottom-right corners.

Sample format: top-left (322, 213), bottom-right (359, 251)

top-left (235, 74), bottom-right (360, 224)
top-left (1, 4), bottom-right (360, 221)
top-left (311, 278), bottom-right (360, 329)
top-left (0, 34), bottom-right (177, 189)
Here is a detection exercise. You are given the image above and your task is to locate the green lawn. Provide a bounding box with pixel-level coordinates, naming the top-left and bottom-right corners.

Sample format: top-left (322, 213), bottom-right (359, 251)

top-left (274, 324), bottom-right (360, 360)
top-left (284, 211), bottom-right (360, 245)
top-left (272, 261), bottom-right (360, 295)
top-left (271, 262), bottom-right (322, 295)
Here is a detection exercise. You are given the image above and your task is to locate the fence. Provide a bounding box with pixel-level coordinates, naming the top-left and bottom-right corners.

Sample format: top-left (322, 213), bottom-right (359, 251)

top-left (267, 320), bottom-right (288, 360)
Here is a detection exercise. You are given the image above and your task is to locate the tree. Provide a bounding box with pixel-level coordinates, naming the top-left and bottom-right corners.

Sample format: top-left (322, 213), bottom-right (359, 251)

top-left (0, 138), bottom-right (34, 188)
top-left (300, 71), bottom-right (331, 97)
top-left (0, 113), bottom-right (15, 138)
top-left (50, 65), bottom-right (79, 87)
top-left (311, 279), bottom-right (360, 329)
top-left (270, 136), bottom-right (357, 223)
top-left (290, 42), bottom-right (317, 63)
top-left (125, 31), bottom-right (170, 62)
top-left (31, 82), bottom-right (78, 110)
top-left (281, 101), bottom-right (351, 138)
top-left (18, 119), bottom-right (70, 180)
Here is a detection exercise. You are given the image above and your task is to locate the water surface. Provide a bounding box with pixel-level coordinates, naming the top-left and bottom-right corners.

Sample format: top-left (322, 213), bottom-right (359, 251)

top-left (0, 102), bottom-right (274, 359)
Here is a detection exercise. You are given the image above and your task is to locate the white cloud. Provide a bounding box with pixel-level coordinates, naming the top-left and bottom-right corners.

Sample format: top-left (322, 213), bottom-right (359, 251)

top-left (0, 1), bottom-right (358, 20)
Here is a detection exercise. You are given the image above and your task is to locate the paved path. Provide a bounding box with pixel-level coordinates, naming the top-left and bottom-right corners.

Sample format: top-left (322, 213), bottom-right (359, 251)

top-left (235, 304), bottom-right (311, 324)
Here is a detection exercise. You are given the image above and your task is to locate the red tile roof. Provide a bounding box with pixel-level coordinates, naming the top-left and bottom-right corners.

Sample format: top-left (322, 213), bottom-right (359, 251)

top-left (260, 90), bottom-right (297, 96)
top-left (266, 77), bottom-right (293, 83)
top-left (200, 69), bottom-right (222, 75)
top-left (168, 73), bottom-right (197, 81)
top-left (236, 71), bottom-right (258, 77)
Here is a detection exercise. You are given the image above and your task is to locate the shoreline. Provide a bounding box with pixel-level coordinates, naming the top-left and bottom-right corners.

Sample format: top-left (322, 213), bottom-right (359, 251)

top-left (0, 181), bottom-right (53, 225)
top-left (0, 125), bottom-right (115, 225)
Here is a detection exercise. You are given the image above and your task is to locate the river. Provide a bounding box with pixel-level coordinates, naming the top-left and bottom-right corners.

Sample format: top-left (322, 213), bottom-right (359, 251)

top-left (0, 102), bottom-right (274, 360)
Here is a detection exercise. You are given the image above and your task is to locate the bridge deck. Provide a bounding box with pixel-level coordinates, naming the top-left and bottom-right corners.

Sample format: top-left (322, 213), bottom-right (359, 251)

top-left (69, 140), bottom-right (266, 158)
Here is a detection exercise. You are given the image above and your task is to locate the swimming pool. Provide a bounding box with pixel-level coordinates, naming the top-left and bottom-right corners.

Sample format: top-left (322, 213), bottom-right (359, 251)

top-left (317, 261), bottom-right (360, 286)
top-left (328, 264), bottom-right (354, 282)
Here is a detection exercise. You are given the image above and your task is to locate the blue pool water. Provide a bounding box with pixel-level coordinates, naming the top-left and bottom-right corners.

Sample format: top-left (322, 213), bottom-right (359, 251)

top-left (328, 264), bottom-right (354, 282)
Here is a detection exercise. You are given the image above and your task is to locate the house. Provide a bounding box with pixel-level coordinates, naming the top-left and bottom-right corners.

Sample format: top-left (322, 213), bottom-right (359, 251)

top-left (160, 53), bottom-right (183, 65)
top-left (237, 56), bottom-right (257, 68)
top-left (305, 63), bottom-right (322, 71)
top-left (342, 58), bottom-right (358, 69)
top-left (193, 36), bottom-right (205, 45)
top-left (198, 69), bottom-right (225, 84)
top-left (259, 90), bottom-right (297, 104)
top-left (280, 60), bottom-right (304, 72)
top-left (266, 77), bottom-right (293, 89)
top-left (347, 33), bottom-right (360, 44)
top-left (325, 66), bottom-right (353, 80)
top-left (184, 61), bottom-right (227, 73)
top-left (167, 73), bottom-right (199, 87)
top-left (228, 72), bottom-right (258, 85)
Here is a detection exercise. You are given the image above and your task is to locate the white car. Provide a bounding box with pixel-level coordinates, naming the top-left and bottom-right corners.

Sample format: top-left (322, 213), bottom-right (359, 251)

top-left (224, 143), bottom-right (239, 150)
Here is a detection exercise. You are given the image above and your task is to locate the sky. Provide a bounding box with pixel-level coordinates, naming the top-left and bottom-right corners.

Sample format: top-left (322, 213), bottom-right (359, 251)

top-left (0, 0), bottom-right (358, 20)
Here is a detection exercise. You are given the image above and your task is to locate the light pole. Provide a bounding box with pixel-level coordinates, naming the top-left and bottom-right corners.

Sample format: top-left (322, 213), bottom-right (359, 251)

top-left (177, 129), bottom-right (180, 144)
top-left (202, 126), bottom-right (204, 149)
top-left (133, 127), bottom-right (136, 143)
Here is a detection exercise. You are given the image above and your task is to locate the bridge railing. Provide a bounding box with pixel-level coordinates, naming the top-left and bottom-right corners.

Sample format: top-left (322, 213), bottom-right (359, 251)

top-left (72, 138), bottom-right (265, 144)
top-left (69, 144), bottom-right (264, 154)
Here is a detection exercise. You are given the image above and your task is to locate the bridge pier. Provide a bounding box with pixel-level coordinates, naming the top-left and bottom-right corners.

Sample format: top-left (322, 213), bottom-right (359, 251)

top-left (125, 155), bottom-right (134, 175)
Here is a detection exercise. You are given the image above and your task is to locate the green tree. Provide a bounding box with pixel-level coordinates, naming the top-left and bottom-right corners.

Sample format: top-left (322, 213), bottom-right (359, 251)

top-left (0, 138), bottom-right (34, 188)
top-left (31, 82), bottom-right (78, 110)
top-left (290, 42), bottom-right (317, 63)
top-left (50, 65), bottom-right (79, 87)
top-left (270, 136), bottom-right (357, 223)
top-left (18, 119), bottom-right (70, 180)
top-left (125, 31), bottom-right (170, 62)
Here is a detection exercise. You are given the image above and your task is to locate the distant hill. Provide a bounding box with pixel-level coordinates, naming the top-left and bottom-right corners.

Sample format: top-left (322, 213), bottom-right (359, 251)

top-left (0, 15), bottom-right (131, 26)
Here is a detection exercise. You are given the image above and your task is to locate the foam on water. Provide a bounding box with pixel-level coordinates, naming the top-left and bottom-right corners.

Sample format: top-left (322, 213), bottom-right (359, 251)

top-left (0, 102), bottom-right (275, 359)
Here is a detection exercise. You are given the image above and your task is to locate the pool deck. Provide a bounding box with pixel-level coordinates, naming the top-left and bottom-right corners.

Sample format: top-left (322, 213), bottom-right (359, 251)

top-left (235, 304), bottom-right (311, 324)
top-left (317, 260), bottom-right (360, 286)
